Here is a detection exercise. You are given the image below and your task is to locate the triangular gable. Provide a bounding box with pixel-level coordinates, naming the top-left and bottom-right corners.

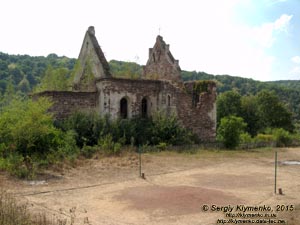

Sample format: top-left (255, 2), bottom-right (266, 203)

top-left (143, 35), bottom-right (181, 82)
top-left (73, 26), bottom-right (111, 91)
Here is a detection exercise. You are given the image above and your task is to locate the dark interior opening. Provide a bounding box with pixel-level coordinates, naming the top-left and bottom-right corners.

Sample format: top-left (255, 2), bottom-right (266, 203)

top-left (141, 98), bottom-right (147, 118)
top-left (120, 98), bottom-right (128, 119)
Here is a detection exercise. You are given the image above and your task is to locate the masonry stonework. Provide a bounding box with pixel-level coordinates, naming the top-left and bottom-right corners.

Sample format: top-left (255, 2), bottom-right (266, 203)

top-left (33, 91), bottom-right (97, 120)
top-left (35, 26), bottom-right (217, 142)
top-left (143, 36), bottom-right (182, 83)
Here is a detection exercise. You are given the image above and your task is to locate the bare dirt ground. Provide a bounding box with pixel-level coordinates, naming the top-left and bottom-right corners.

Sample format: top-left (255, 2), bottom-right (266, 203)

top-left (1, 147), bottom-right (300, 225)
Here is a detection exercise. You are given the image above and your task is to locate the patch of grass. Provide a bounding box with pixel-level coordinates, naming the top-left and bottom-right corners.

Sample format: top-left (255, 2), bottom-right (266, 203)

top-left (145, 146), bottom-right (277, 160)
top-left (0, 190), bottom-right (90, 225)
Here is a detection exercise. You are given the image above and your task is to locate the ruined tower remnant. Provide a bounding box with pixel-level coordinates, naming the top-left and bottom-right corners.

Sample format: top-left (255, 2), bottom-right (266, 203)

top-left (143, 35), bottom-right (181, 82)
top-left (35, 26), bottom-right (217, 142)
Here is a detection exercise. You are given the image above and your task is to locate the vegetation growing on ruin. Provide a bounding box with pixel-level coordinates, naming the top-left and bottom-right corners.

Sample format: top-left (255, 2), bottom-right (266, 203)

top-left (79, 58), bottom-right (96, 91)
top-left (192, 80), bottom-right (215, 94)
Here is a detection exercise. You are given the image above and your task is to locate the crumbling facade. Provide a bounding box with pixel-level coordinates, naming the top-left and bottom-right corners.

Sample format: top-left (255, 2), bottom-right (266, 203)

top-left (35, 26), bottom-right (217, 142)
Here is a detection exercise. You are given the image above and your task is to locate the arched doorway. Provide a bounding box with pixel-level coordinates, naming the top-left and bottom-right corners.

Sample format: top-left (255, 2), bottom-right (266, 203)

top-left (141, 97), bottom-right (148, 118)
top-left (120, 98), bottom-right (128, 119)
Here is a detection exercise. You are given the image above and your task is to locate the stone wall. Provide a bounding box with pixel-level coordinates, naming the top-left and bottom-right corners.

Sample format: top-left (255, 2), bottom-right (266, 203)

top-left (177, 81), bottom-right (217, 142)
top-left (33, 91), bottom-right (97, 119)
top-left (96, 78), bottom-right (178, 119)
top-left (96, 78), bottom-right (216, 142)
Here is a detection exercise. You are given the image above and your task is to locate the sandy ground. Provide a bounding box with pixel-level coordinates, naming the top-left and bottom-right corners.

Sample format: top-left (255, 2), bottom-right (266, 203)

top-left (1, 147), bottom-right (300, 225)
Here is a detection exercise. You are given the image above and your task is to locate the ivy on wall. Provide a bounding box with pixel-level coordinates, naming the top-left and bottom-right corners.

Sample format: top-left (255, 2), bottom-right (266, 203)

top-left (193, 80), bottom-right (215, 94)
top-left (185, 80), bottom-right (216, 107)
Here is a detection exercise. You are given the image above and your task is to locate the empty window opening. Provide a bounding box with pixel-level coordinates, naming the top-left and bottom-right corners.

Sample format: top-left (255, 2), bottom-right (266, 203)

top-left (120, 98), bottom-right (128, 119)
top-left (192, 93), bottom-right (200, 107)
top-left (152, 53), bottom-right (156, 62)
top-left (167, 95), bottom-right (171, 106)
top-left (141, 98), bottom-right (148, 118)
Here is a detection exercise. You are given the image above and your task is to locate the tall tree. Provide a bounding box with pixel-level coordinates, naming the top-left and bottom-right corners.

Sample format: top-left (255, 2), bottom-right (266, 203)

top-left (256, 90), bottom-right (294, 132)
top-left (240, 95), bottom-right (261, 136)
top-left (34, 66), bottom-right (71, 92)
top-left (217, 90), bottom-right (242, 124)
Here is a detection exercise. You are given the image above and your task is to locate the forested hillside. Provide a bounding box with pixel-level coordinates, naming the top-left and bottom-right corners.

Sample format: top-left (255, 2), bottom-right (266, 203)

top-left (0, 52), bottom-right (75, 94)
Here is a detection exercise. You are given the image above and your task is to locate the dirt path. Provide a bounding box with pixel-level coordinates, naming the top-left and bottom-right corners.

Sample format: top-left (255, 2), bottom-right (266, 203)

top-left (1, 148), bottom-right (300, 225)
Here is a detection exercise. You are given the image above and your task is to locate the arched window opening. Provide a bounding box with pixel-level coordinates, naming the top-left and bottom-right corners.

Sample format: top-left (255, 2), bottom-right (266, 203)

top-left (141, 98), bottom-right (148, 118)
top-left (120, 98), bottom-right (128, 119)
top-left (167, 95), bottom-right (171, 106)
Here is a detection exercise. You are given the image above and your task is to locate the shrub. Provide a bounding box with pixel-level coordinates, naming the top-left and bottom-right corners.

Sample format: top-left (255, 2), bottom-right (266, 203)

top-left (61, 112), bottom-right (195, 148)
top-left (272, 128), bottom-right (292, 147)
top-left (0, 98), bottom-right (80, 178)
top-left (217, 116), bottom-right (247, 149)
top-left (254, 133), bottom-right (275, 143)
top-left (98, 134), bottom-right (122, 155)
top-left (239, 132), bottom-right (253, 144)
top-left (150, 112), bottom-right (194, 145)
top-left (0, 97), bottom-right (63, 157)
top-left (156, 142), bottom-right (168, 151)
top-left (81, 145), bottom-right (98, 158)
top-left (46, 130), bottom-right (79, 165)
top-left (60, 111), bottom-right (104, 147)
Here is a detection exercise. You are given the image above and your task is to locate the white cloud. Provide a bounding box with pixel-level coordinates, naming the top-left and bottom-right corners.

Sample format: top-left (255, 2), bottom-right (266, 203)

top-left (274, 14), bottom-right (293, 31)
top-left (291, 56), bottom-right (300, 64)
top-left (185, 13), bottom-right (292, 81)
top-left (250, 14), bottom-right (292, 48)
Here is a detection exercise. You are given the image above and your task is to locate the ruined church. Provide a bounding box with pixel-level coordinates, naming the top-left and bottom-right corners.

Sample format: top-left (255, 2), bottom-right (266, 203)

top-left (36, 26), bottom-right (217, 142)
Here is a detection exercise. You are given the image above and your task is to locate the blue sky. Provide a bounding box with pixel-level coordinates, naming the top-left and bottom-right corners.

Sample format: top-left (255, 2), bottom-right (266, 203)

top-left (0, 0), bottom-right (299, 81)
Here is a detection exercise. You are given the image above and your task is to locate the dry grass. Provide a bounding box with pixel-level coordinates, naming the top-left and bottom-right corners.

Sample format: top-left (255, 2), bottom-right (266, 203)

top-left (0, 190), bottom-right (90, 225)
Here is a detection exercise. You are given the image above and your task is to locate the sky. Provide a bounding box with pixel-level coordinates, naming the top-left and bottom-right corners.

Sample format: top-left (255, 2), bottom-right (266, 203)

top-left (0, 0), bottom-right (299, 81)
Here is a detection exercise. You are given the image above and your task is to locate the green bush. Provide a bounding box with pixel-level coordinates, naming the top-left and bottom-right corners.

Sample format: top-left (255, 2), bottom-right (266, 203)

top-left (239, 132), bottom-right (253, 144)
top-left (0, 97), bottom-right (80, 178)
top-left (2, 154), bottom-right (27, 178)
top-left (46, 130), bottom-right (79, 164)
top-left (60, 111), bottom-right (105, 147)
top-left (150, 112), bottom-right (195, 145)
top-left (81, 145), bottom-right (98, 158)
top-left (217, 116), bottom-right (247, 149)
top-left (121, 117), bottom-right (153, 146)
top-left (0, 97), bottom-right (63, 157)
top-left (156, 142), bottom-right (167, 151)
top-left (254, 133), bottom-right (275, 143)
top-left (272, 128), bottom-right (292, 147)
top-left (98, 134), bottom-right (122, 155)
top-left (61, 112), bottom-right (195, 148)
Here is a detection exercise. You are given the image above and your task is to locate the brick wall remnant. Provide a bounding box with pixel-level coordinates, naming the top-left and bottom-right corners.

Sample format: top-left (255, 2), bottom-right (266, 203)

top-left (33, 91), bottom-right (97, 120)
